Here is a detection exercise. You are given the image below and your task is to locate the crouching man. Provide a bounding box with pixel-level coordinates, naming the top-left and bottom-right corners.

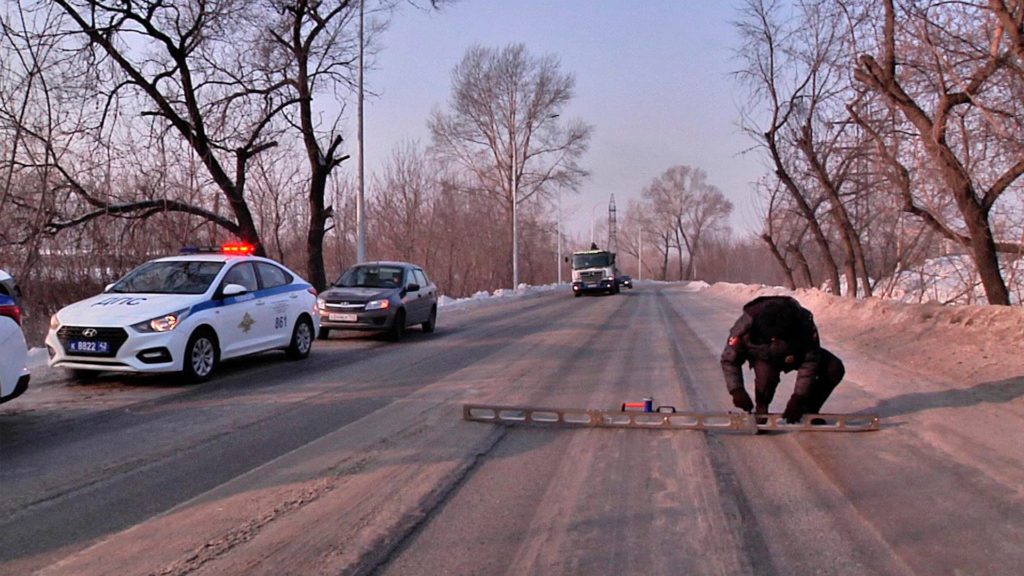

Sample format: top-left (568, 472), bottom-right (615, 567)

top-left (720, 295), bottom-right (845, 423)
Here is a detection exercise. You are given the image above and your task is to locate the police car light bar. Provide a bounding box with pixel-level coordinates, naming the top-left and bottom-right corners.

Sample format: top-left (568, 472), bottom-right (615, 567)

top-left (221, 242), bottom-right (255, 255)
top-left (179, 242), bottom-right (256, 255)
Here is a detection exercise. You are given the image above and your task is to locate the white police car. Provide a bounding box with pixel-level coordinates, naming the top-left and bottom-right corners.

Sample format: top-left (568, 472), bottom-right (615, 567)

top-left (45, 244), bottom-right (319, 382)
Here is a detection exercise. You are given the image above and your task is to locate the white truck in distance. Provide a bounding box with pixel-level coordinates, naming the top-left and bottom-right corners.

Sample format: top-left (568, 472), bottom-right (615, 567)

top-left (570, 248), bottom-right (619, 296)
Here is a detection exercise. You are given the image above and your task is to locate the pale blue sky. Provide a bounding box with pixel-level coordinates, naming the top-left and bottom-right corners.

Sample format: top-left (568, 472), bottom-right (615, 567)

top-left (353, 0), bottom-right (765, 241)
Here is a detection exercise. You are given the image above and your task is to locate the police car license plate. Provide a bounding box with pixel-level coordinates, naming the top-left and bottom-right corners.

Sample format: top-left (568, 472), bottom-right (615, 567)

top-left (329, 313), bottom-right (357, 322)
top-left (69, 340), bottom-right (110, 354)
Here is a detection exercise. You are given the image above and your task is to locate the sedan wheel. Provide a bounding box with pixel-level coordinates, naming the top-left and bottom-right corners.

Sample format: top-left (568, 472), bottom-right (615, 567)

top-left (388, 310), bottom-right (406, 342)
top-left (422, 306), bottom-right (437, 333)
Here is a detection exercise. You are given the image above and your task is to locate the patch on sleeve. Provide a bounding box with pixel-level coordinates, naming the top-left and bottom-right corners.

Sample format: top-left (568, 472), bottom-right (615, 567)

top-left (728, 335), bottom-right (740, 346)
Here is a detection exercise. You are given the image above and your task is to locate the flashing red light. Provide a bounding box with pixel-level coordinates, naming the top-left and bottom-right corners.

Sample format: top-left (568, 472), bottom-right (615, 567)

top-left (221, 242), bottom-right (256, 255)
top-left (0, 304), bottom-right (22, 326)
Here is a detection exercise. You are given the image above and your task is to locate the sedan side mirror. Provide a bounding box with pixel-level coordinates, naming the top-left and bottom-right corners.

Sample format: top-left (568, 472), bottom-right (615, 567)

top-left (406, 283), bottom-right (421, 293)
top-left (104, 283), bottom-right (115, 292)
top-left (222, 283), bottom-right (248, 297)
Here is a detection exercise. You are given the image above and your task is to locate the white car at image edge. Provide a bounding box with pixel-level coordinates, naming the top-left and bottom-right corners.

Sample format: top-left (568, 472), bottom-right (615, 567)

top-left (45, 244), bottom-right (319, 382)
top-left (0, 286), bottom-right (30, 404)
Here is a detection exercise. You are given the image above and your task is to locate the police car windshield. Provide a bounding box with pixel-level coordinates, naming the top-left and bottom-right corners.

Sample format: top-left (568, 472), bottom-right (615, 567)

top-left (109, 261), bottom-right (225, 294)
top-left (335, 265), bottom-right (404, 289)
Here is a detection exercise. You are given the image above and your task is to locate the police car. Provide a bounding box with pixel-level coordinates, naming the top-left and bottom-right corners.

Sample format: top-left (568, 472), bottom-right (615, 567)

top-left (45, 244), bottom-right (319, 382)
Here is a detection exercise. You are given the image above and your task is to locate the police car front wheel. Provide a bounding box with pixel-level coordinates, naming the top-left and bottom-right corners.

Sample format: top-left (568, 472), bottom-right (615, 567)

top-left (184, 329), bottom-right (218, 382)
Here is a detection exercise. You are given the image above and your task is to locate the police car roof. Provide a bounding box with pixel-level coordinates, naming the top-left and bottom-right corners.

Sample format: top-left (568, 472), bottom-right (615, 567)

top-left (152, 254), bottom-right (264, 264)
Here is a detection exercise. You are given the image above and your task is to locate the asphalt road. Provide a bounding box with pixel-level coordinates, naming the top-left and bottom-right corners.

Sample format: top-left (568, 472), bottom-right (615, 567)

top-left (1, 284), bottom-right (1021, 576)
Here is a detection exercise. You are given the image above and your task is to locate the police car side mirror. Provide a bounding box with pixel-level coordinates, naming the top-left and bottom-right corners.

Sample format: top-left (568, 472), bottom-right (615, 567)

top-left (222, 283), bottom-right (248, 297)
top-left (104, 283), bottom-right (115, 292)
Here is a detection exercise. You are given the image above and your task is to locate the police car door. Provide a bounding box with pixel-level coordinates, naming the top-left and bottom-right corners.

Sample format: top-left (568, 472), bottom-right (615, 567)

top-left (255, 261), bottom-right (296, 348)
top-left (213, 261), bottom-right (264, 358)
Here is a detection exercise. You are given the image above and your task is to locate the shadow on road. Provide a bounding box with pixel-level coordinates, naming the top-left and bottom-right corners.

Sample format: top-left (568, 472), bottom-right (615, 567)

top-left (869, 375), bottom-right (1024, 418)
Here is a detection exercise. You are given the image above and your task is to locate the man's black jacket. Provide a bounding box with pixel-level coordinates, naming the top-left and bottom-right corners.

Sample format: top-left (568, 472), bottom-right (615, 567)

top-left (720, 295), bottom-right (821, 396)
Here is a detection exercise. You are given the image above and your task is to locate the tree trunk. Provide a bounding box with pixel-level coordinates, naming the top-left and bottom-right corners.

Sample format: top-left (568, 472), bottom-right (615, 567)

top-left (306, 171), bottom-right (330, 291)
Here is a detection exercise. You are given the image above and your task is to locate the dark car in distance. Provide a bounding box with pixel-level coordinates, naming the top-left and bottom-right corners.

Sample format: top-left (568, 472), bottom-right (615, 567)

top-left (317, 261), bottom-right (437, 341)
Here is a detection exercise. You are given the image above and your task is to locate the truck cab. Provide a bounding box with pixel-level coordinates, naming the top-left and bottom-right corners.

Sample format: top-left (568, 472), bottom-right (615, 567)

top-left (570, 249), bottom-right (619, 296)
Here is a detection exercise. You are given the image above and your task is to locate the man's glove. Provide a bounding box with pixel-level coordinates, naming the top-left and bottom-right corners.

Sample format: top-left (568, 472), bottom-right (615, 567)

top-left (783, 396), bottom-right (805, 423)
top-left (730, 388), bottom-right (754, 412)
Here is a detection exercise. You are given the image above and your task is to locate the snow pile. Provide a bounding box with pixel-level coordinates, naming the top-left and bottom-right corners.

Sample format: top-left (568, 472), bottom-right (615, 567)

top-left (879, 255), bottom-right (1024, 305)
top-left (438, 283), bottom-right (569, 311)
top-left (702, 281), bottom-right (1024, 385)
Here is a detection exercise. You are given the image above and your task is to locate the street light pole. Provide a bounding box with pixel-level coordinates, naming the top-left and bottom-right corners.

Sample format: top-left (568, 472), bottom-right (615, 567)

top-left (556, 190), bottom-right (562, 284)
top-left (355, 0), bottom-right (366, 263)
top-left (511, 133), bottom-right (519, 290)
top-left (511, 113), bottom-right (557, 290)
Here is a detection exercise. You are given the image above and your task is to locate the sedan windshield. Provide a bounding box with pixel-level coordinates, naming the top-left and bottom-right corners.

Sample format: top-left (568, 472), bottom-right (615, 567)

top-left (109, 261), bottom-right (224, 294)
top-left (335, 265), bottom-right (404, 289)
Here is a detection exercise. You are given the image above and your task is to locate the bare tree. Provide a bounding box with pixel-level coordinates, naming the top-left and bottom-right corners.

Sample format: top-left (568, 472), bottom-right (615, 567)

top-left (38, 0), bottom-right (303, 252)
top-left (736, 0), bottom-right (847, 294)
top-left (853, 0), bottom-right (1024, 305)
top-left (678, 174), bottom-right (733, 279)
top-left (263, 0), bottom-right (394, 289)
top-left (368, 142), bottom-right (434, 266)
top-left (640, 166), bottom-right (733, 280)
top-left (429, 43), bottom-right (592, 289)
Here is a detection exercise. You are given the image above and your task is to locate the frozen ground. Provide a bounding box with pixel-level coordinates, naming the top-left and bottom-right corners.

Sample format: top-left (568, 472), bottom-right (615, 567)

top-left (447, 275), bottom-right (1024, 389)
top-left (10, 278), bottom-right (1024, 576)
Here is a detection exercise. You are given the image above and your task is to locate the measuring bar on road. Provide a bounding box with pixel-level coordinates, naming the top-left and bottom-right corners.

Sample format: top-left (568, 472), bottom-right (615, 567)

top-left (462, 404), bottom-right (880, 432)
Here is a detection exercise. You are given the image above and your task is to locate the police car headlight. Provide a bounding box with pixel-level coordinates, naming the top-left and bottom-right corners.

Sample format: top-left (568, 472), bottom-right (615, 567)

top-left (49, 314), bottom-right (60, 330)
top-left (365, 299), bottom-right (390, 311)
top-left (132, 308), bottom-right (190, 333)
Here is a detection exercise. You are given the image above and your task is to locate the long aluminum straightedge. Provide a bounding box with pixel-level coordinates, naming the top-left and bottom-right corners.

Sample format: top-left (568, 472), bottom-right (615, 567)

top-left (463, 404), bottom-right (881, 432)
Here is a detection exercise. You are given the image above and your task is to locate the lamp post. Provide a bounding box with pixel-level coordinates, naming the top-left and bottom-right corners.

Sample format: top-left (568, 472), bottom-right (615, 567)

top-left (355, 0), bottom-right (366, 263)
top-left (511, 114), bottom-right (559, 291)
top-left (512, 136), bottom-right (519, 290)
top-left (556, 190), bottom-right (563, 284)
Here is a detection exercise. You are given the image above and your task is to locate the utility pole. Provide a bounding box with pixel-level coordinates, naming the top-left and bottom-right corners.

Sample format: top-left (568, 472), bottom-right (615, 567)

top-left (355, 0), bottom-right (366, 263)
top-left (511, 129), bottom-right (519, 290)
top-left (608, 194), bottom-right (617, 254)
top-left (556, 190), bottom-right (563, 284)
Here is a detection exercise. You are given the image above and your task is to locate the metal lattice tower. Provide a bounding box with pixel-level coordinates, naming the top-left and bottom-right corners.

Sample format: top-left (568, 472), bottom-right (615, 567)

top-left (608, 194), bottom-right (617, 253)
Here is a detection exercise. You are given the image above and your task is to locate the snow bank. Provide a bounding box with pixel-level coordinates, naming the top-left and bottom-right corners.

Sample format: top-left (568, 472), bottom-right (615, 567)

top-left (703, 280), bottom-right (1024, 385)
top-left (438, 283), bottom-right (569, 311)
